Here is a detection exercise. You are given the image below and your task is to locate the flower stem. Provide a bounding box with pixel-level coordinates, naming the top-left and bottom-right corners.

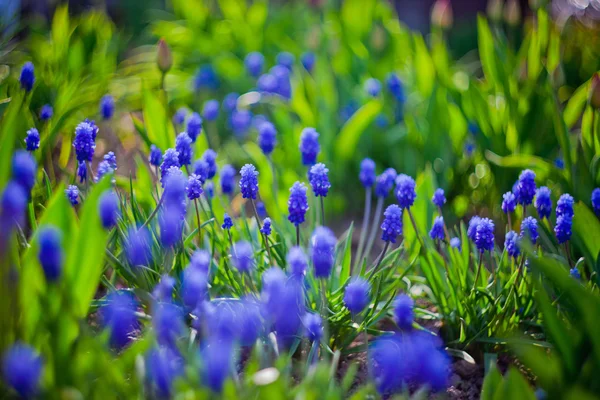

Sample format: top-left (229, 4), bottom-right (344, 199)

top-left (140, 192), bottom-right (164, 230)
top-left (296, 225), bottom-right (300, 247)
top-left (320, 196), bottom-right (325, 226)
top-left (472, 252), bottom-right (484, 291)
top-left (193, 198), bottom-right (203, 246)
top-left (368, 241), bottom-right (389, 281)
top-left (354, 188), bottom-right (372, 276)
top-left (251, 198), bottom-right (274, 266)
top-left (407, 208), bottom-right (424, 247)
top-left (362, 197), bottom-right (384, 267)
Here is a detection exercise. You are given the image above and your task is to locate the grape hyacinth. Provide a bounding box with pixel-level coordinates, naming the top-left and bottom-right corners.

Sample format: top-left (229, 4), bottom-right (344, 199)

top-left (301, 51), bottom-right (316, 73)
top-left (186, 112), bottom-right (203, 142)
top-left (359, 158), bottom-right (376, 188)
top-left (394, 294), bottom-right (414, 330)
top-left (149, 145), bottom-right (162, 167)
top-left (520, 216), bottom-right (539, 244)
top-left (222, 214), bottom-right (233, 230)
top-left (592, 188), bottom-right (600, 215)
top-left (288, 182), bottom-right (309, 226)
top-left (386, 72), bottom-right (405, 102)
top-left (475, 218), bottom-right (495, 253)
top-left (311, 226), bottom-right (336, 278)
top-left (175, 132), bottom-right (193, 166)
top-left (202, 99), bottom-right (219, 121)
top-left (159, 149), bottom-right (180, 187)
top-left (230, 109), bottom-right (253, 137)
top-left (153, 275), bottom-right (175, 302)
top-left (258, 121), bottom-right (277, 156)
top-left (429, 216), bottom-right (445, 241)
top-left (504, 231), bottom-right (520, 258)
top-left (365, 78), bottom-right (382, 97)
top-left (98, 190), bottom-right (120, 229)
top-left (223, 93), bottom-right (239, 113)
top-left (38, 225), bottom-right (63, 282)
top-left (309, 163), bottom-right (331, 197)
top-left (556, 193), bottom-right (574, 218)
top-left (244, 52), bottom-right (264, 77)
top-left (193, 159), bottom-right (209, 183)
top-left (467, 216), bottom-right (482, 241)
top-left (395, 174), bottom-right (416, 209)
top-left (65, 185), bottom-right (79, 206)
top-left (1, 182), bottom-right (27, 228)
top-left (73, 121), bottom-right (97, 163)
top-left (344, 277), bottom-right (370, 314)
top-left (260, 217), bottom-right (272, 236)
top-left (77, 161), bottom-right (87, 183)
top-left (194, 64), bottom-right (219, 90)
top-left (276, 51), bottom-right (295, 70)
top-left (287, 246), bottom-right (308, 277)
top-left (302, 313), bottom-right (323, 342)
top-left (239, 164), bottom-right (259, 199)
top-left (100, 95), bottom-right (114, 120)
top-left (299, 128), bottom-right (320, 166)
top-left (202, 149), bottom-right (218, 179)
top-left (535, 187), bottom-right (552, 219)
top-left (450, 237), bottom-right (461, 249)
top-left (100, 291), bottom-right (138, 349)
top-left (126, 227), bottom-right (152, 267)
top-left (40, 104), bottom-right (53, 121)
top-left (432, 188), bottom-right (446, 208)
top-left (173, 107), bottom-right (187, 125)
top-left (515, 169), bottom-right (536, 206)
top-left (12, 150), bottom-right (36, 193)
top-left (555, 214), bottom-right (572, 244)
top-left (381, 204), bottom-right (403, 243)
top-left (186, 174), bottom-right (203, 200)
top-left (232, 241), bottom-right (254, 273)
top-left (502, 191), bottom-right (516, 214)
top-left (2, 343), bottom-right (42, 398)
top-left (19, 62), bottom-right (35, 92)
top-left (95, 160), bottom-right (114, 183)
top-left (24, 128), bottom-right (40, 152)
top-left (570, 267), bottom-right (581, 280)
top-left (146, 347), bottom-right (182, 398)
top-left (220, 165), bottom-right (236, 196)
top-left (159, 207), bottom-right (184, 248)
top-left (181, 267), bottom-right (208, 310)
top-left (103, 151), bottom-right (117, 170)
top-left (375, 168), bottom-right (397, 198)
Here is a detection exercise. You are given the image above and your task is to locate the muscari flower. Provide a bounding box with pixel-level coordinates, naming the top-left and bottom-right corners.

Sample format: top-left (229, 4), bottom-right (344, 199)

top-left (40, 104), bottom-right (53, 121)
top-left (386, 72), bottom-right (405, 103)
top-left (516, 169), bottom-right (536, 206)
top-left (394, 294), bottom-right (414, 330)
top-left (592, 188), bottom-right (600, 215)
top-left (276, 51), bottom-right (295, 70)
top-left (244, 51), bottom-right (264, 77)
top-left (125, 226), bottom-right (152, 267)
top-left (302, 313), bottom-right (323, 342)
top-left (173, 107), bottom-right (187, 125)
top-left (232, 240), bottom-right (254, 273)
top-left (95, 160), bottom-right (114, 183)
top-left (504, 231), bottom-right (520, 258)
top-left (163, 168), bottom-right (186, 211)
top-left (256, 201), bottom-right (267, 218)
top-left (239, 164), bottom-right (259, 199)
top-left (24, 128), bottom-right (40, 152)
top-left (309, 163), bottom-right (331, 197)
top-left (194, 64), bottom-right (219, 90)
top-left (450, 237), bottom-right (461, 249)
top-left (375, 114), bottom-right (388, 128)
top-left (258, 121), bottom-right (277, 155)
top-left (520, 216), bottom-right (538, 244)
top-left (202, 99), bottom-right (219, 121)
top-left (19, 62), bottom-right (35, 92)
top-left (175, 132), bottom-right (193, 166)
top-left (37, 225), bottom-right (63, 282)
top-left (202, 149), bottom-right (218, 179)
top-left (344, 277), bottom-right (370, 314)
top-left (260, 217), bottom-right (272, 236)
top-left (77, 162), bottom-right (86, 183)
top-left (100, 291), bottom-right (138, 349)
top-left (301, 51), bottom-right (316, 73)
top-left (153, 275), bottom-right (176, 302)
top-left (570, 267), bottom-right (581, 280)
top-left (98, 190), bottom-right (120, 229)
top-left (556, 193), bottom-right (574, 218)
top-left (2, 343), bottom-right (42, 398)
top-left (153, 302), bottom-right (186, 349)
top-left (12, 150), bottom-right (36, 194)
top-left (73, 121), bottom-right (97, 162)
top-left (375, 168), bottom-right (397, 198)
top-left (502, 191), bottom-right (516, 214)
top-left (269, 278), bottom-right (304, 348)
top-left (159, 208), bottom-right (184, 248)
top-left (103, 151), bottom-right (117, 170)
top-left (202, 339), bottom-right (234, 393)
top-left (432, 188), bottom-right (446, 208)
top-left (555, 214), bottom-right (572, 244)
top-left (395, 174), bottom-right (416, 209)
top-left (475, 218), bottom-right (495, 253)
top-left (220, 165), bottom-right (236, 195)
top-left (193, 159), bottom-right (209, 183)
top-left (1, 182), bottom-right (27, 229)
top-left (65, 185), bottom-right (79, 206)
top-left (159, 148), bottom-right (180, 187)
top-left (299, 128), bottom-right (320, 166)
top-left (146, 346), bottom-right (182, 398)
top-left (535, 187), bottom-right (552, 219)
top-left (359, 158), bottom-right (376, 188)
top-left (223, 93), bottom-right (239, 113)
top-left (181, 267), bottom-right (208, 310)
top-left (381, 204), bottom-right (403, 243)
top-left (287, 246), bottom-right (308, 277)
top-left (230, 108), bottom-right (253, 137)
top-left (429, 216), bottom-right (445, 241)
top-left (257, 73), bottom-right (277, 93)
top-left (186, 112), bottom-right (203, 142)
top-left (186, 174), bottom-right (203, 200)
top-left (365, 78), bottom-right (382, 97)
top-left (100, 95), bottom-right (114, 120)
top-left (467, 216), bottom-right (481, 241)
top-left (311, 226), bottom-right (336, 278)
top-left (222, 214), bottom-right (233, 230)
top-left (288, 181), bottom-right (309, 226)
top-left (149, 145), bottom-right (162, 167)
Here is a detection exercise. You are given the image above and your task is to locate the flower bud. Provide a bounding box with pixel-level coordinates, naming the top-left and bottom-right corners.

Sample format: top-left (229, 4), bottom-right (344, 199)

top-left (487, 0), bottom-right (504, 22)
top-left (156, 38), bottom-right (172, 74)
top-left (590, 73), bottom-right (600, 109)
top-left (431, 0), bottom-right (453, 30)
top-left (504, 0), bottom-right (521, 26)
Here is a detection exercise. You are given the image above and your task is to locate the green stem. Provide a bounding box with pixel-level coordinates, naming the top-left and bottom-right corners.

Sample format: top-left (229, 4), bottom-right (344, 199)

top-left (367, 241), bottom-right (389, 281)
top-left (362, 197), bottom-right (384, 266)
top-left (296, 225), bottom-right (300, 247)
top-left (320, 196), bottom-right (325, 226)
top-left (354, 188), bottom-right (372, 276)
top-left (407, 208), bottom-right (424, 247)
top-left (194, 198), bottom-right (203, 246)
top-left (472, 252), bottom-right (484, 291)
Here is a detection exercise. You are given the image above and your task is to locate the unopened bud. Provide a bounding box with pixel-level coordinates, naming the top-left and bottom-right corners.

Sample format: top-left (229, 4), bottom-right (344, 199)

top-left (590, 74), bottom-right (600, 109)
top-left (504, 0), bottom-right (521, 26)
top-left (487, 0), bottom-right (504, 22)
top-left (431, 0), bottom-right (453, 30)
top-left (157, 38), bottom-right (172, 74)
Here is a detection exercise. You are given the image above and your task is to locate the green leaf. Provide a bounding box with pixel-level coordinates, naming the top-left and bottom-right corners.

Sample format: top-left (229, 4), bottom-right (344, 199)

top-left (564, 80), bottom-right (590, 129)
top-left (142, 83), bottom-right (175, 151)
top-left (0, 93), bottom-right (24, 189)
top-left (572, 202), bottom-right (600, 265)
top-left (494, 368), bottom-right (536, 400)
top-left (334, 99), bottom-right (382, 162)
top-left (481, 363), bottom-right (502, 400)
top-left (413, 34), bottom-right (435, 97)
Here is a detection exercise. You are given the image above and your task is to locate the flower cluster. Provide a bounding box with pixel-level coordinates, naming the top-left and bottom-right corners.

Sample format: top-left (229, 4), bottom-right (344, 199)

top-left (288, 182), bottom-right (309, 226)
top-left (381, 204), bottom-right (403, 243)
top-left (308, 163), bottom-right (331, 197)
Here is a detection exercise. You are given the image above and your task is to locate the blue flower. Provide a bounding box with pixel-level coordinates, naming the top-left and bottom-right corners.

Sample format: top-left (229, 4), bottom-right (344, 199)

top-left (24, 128), bottom-right (40, 152)
top-left (103, 151), bottom-right (117, 170)
top-left (222, 214), bottom-right (233, 230)
top-left (554, 158), bottom-right (564, 169)
top-left (153, 302), bottom-right (185, 348)
top-left (202, 149), bottom-right (218, 179)
top-left (299, 127), bottom-right (320, 166)
top-left (276, 51), bottom-right (295, 70)
top-left (100, 95), bottom-right (115, 120)
top-left (570, 267), bottom-right (581, 280)
top-left (288, 181), bottom-right (309, 226)
top-left (159, 207), bottom-right (184, 248)
top-left (257, 73), bottom-right (278, 93)
top-left (149, 145), bottom-right (162, 167)
top-left (232, 240), bottom-right (254, 273)
top-left (381, 204), bottom-right (403, 243)
top-left (339, 100), bottom-right (358, 123)
top-left (175, 132), bottom-right (193, 165)
top-left (535, 187), bottom-right (552, 219)
top-left (40, 104), bottom-right (53, 121)
top-left (556, 193), bottom-right (574, 218)
top-left (301, 51), bottom-right (316, 73)
top-left (193, 159), bottom-right (209, 183)
top-left (260, 217), bottom-right (272, 236)
top-left (37, 225), bottom-right (63, 282)
top-left (375, 168), bottom-right (397, 198)
top-left (19, 62), bottom-right (35, 92)
top-left (475, 218), bottom-right (495, 253)
top-left (73, 121), bottom-right (97, 162)
top-left (153, 275), bottom-right (176, 302)
top-left (202, 339), bottom-right (234, 393)
top-left (98, 190), bottom-right (120, 229)
top-left (269, 279), bottom-right (305, 348)
top-left (2, 343), bottom-right (42, 398)
top-left (555, 214), bottom-right (572, 244)
top-left (95, 160), bottom-right (114, 183)
top-left (77, 161), bottom-right (87, 183)
top-left (502, 191), bottom-right (516, 214)
top-left (464, 142), bottom-right (475, 157)
top-left (467, 216), bottom-right (481, 241)
top-left (1, 182), bottom-right (27, 229)
top-left (592, 188), bottom-right (600, 215)
top-left (520, 216), bottom-right (539, 244)
top-left (302, 313), bottom-right (323, 342)
top-left (65, 185), bottom-right (79, 206)
top-left (100, 291), bottom-right (138, 349)
top-left (163, 168), bottom-right (187, 211)
top-left (12, 150), bottom-right (36, 193)
top-left (159, 149), bottom-right (180, 187)
top-left (344, 277), bottom-right (370, 314)
top-left (220, 165), bottom-right (236, 195)
top-left (504, 231), bottom-right (520, 258)
top-left (432, 188), bottom-right (446, 208)
top-left (359, 158), bottom-right (376, 188)
top-left (146, 346), bottom-right (183, 398)
top-left (468, 121), bottom-right (479, 135)
top-left (450, 237), bottom-right (461, 249)
top-left (311, 226), bottom-right (336, 278)
top-left (194, 64), bottom-right (219, 90)
top-left (256, 201), bottom-right (266, 218)
top-left (181, 267), bottom-right (208, 310)
top-left (395, 174), bottom-right (416, 209)
top-left (239, 164), bottom-right (259, 199)
top-left (202, 99), bottom-right (219, 121)
top-left (190, 250), bottom-right (211, 274)
top-left (222, 93), bottom-right (239, 113)
top-left (205, 181), bottom-right (214, 199)
top-left (375, 114), bottom-right (388, 128)
top-left (429, 216), bottom-right (445, 241)
top-left (386, 73), bottom-right (405, 102)
top-left (516, 169), bottom-right (536, 206)
top-left (125, 226), bottom-right (152, 267)
top-left (270, 65), bottom-right (292, 100)
top-left (173, 107), bottom-right (187, 125)
top-left (244, 51), bottom-right (264, 77)
top-left (186, 174), bottom-right (203, 200)
top-left (230, 109), bottom-right (253, 137)
top-left (258, 121), bottom-right (277, 155)
top-left (309, 163), bottom-right (331, 197)
top-left (287, 246), bottom-right (308, 277)
top-left (365, 78), bottom-right (382, 97)
top-left (186, 112), bottom-right (203, 142)
top-left (394, 294), bottom-right (414, 330)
